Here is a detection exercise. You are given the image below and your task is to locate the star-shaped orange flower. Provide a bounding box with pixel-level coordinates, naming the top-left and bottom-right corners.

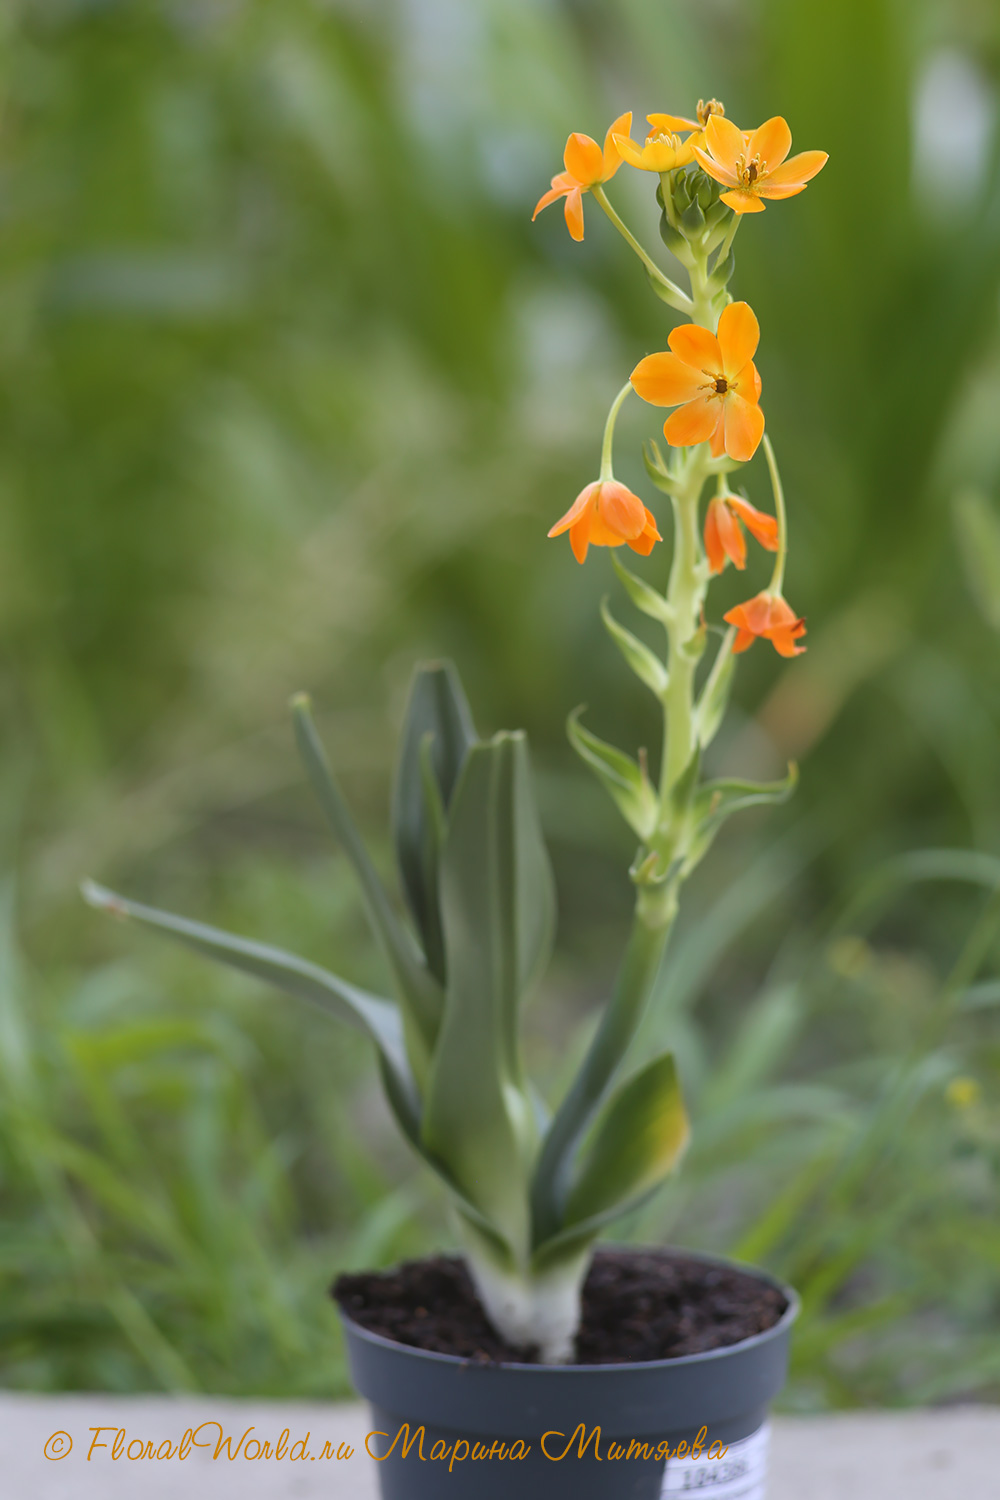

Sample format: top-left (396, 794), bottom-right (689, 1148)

top-left (532, 113), bottom-right (632, 241)
top-left (693, 115), bottom-right (827, 214)
top-left (724, 590), bottom-right (806, 656)
top-left (630, 301), bottom-right (765, 463)
top-left (548, 480), bottom-right (661, 564)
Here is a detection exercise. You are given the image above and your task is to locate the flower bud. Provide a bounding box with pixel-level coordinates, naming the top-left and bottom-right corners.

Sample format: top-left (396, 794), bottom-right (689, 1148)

top-left (658, 215), bottom-right (687, 255)
top-left (681, 199), bottom-right (705, 232)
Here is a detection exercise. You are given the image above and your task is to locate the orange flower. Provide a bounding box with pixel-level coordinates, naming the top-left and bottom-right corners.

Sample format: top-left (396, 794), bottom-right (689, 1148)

top-left (548, 480), bottom-right (661, 565)
top-left (693, 115), bottom-right (827, 214)
top-left (533, 113), bottom-right (632, 242)
top-left (614, 99), bottom-right (729, 171)
top-left (630, 301), bottom-right (765, 463)
top-left (724, 590), bottom-right (806, 656)
top-left (704, 494), bottom-right (778, 574)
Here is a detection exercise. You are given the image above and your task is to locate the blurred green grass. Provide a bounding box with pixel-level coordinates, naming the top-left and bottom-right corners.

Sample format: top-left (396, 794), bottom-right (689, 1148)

top-left (1, 0), bottom-right (999, 1403)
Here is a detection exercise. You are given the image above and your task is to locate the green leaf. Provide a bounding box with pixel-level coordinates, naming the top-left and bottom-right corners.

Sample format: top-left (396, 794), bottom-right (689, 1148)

top-left (538, 1052), bottom-right (689, 1260)
top-left (422, 733), bottom-right (554, 1246)
top-left (391, 661), bottom-right (477, 983)
top-left (80, 880), bottom-right (422, 1139)
top-left (693, 763), bottom-right (799, 834)
top-left (695, 636), bottom-right (736, 748)
top-left (611, 553), bottom-right (673, 625)
top-left (291, 694), bottom-right (443, 1049)
top-left (600, 597), bottom-right (669, 697)
top-left (668, 744), bottom-right (701, 819)
top-left (567, 708), bottom-right (658, 840)
top-left (953, 488), bottom-right (1000, 632)
top-left (642, 440), bottom-right (677, 495)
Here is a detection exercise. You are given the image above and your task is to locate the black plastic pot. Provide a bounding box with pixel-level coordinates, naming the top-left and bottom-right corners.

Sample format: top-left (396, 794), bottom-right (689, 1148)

top-left (339, 1248), bottom-right (798, 1499)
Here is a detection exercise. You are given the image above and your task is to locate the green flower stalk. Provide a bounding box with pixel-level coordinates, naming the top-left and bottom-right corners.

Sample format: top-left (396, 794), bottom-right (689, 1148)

top-left (85, 95), bottom-right (825, 1364)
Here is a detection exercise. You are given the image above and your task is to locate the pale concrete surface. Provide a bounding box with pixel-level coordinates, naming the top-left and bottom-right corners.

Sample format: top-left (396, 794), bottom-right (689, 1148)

top-left (0, 1392), bottom-right (997, 1498)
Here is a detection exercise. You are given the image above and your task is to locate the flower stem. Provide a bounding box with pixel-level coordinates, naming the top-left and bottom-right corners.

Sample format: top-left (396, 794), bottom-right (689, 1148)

top-left (591, 186), bottom-right (694, 315)
top-left (763, 434), bottom-right (788, 594)
top-left (600, 383), bottom-right (633, 481)
top-left (660, 451), bottom-right (710, 801)
top-left (712, 210), bottom-right (742, 268)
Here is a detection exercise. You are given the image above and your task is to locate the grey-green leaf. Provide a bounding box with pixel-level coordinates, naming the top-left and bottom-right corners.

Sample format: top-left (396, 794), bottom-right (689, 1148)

top-left (391, 661), bottom-right (477, 982)
top-left (567, 708), bottom-right (658, 840)
top-left (80, 879), bottom-right (422, 1138)
top-left (421, 733), bottom-right (554, 1242)
top-left (600, 597), bottom-right (669, 697)
top-left (291, 694), bottom-right (443, 1050)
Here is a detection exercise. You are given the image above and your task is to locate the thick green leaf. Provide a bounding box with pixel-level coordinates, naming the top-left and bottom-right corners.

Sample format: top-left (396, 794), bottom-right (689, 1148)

top-left (567, 708), bottom-right (658, 840)
top-left (391, 661), bottom-right (477, 983)
top-left (611, 553), bottom-right (673, 625)
top-left (291, 695), bottom-right (443, 1049)
top-left (563, 1051), bottom-right (689, 1227)
top-left (80, 880), bottom-right (422, 1139)
top-left (422, 733), bottom-right (554, 1247)
top-left (600, 597), bottom-right (669, 697)
top-left (530, 907), bottom-right (671, 1245)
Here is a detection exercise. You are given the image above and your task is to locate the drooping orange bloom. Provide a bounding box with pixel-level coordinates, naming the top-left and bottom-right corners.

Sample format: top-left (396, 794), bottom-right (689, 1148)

top-left (630, 301), bottom-right (765, 463)
top-left (704, 494), bottom-right (778, 574)
top-left (548, 480), bottom-right (661, 565)
top-left (724, 590), bottom-right (806, 656)
top-left (693, 115), bottom-right (827, 214)
top-left (614, 99), bottom-right (729, 171)
top-left (532, 113), bottom-right (632, 242)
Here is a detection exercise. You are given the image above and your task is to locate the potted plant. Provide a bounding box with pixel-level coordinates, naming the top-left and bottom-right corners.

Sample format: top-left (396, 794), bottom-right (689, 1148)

top-left (85, 95), bottom-right (827, 1498)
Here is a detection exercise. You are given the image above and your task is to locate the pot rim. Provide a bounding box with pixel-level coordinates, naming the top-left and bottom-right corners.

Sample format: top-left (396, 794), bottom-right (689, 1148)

top-left (336, 1243), bottom-right (800, 1375)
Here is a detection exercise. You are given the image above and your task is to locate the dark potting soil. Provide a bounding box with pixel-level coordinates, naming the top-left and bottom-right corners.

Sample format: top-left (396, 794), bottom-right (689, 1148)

top-left (332, 1249), bottom-right (788, 1365)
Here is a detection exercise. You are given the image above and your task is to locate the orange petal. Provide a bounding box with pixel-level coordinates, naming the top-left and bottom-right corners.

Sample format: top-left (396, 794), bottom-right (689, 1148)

top-left (757, 183), bottom-right (808, 201)
top-left (647, 112), bottom-right (700, 134)
top-left (718, 301), bottom-right (760, 378)
top-left (631, 351), bottom-right (707, 407)
top-left (769, 625), bottom-right (807, 657)
top-left (668, 321), bottom-right (723, 373)
top-left (612, 132), bottom-right (645, 168)
top-left (563, 132), bottom-right (604, 185)
top-left (664, 394), bottom-right (721, 448)
top-left (764, 150), bottom-right (828, 188)
top-left (628, 507), bottom-right (662, 556)
top-left (723, 392), bottom-right (765, 462)
top-left (719, 188), bottom-right (766, 213)
top-left (569, 517), bottom-right (591, 563)
top-left (705, 497), bottom-right (745, 573)
top-left (703, 114), bottom-right (745, 175)
top-left (532, 180), bottom-right (571, 219)
top-left (731, 627), bottom-right (756, 653)
top-left (563, 185), bottom-right (585, 241)
top-left (691, 144), bottom-right (739, 188)
top-left (602, 112), bottom-right (633, 179)
top-left (598, 481), bottom-right (647, 540)
top-left (548, 482), bottom-right (599, 537)
top-left (727, 495), bottom-right (778, 550)
top-left (747, 116), bottom-right (792, 170)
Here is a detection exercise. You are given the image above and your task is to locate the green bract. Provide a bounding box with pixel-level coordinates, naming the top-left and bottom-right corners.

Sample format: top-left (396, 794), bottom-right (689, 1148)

top-left (83, 662), bottom-right (691, 1362)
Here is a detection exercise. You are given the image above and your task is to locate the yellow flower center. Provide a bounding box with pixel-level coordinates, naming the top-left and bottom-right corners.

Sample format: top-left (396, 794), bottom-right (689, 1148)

top-left (735, 153), bottom-right (765, 190)
top-left (696, 98), bottom-right (725, 126)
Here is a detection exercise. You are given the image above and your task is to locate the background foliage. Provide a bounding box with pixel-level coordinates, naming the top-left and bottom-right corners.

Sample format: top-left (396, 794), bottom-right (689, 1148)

top-left (1, 0), bottom-right (1000, 1404)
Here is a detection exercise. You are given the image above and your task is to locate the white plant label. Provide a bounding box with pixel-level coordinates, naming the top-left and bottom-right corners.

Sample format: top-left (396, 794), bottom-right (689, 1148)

top-left (661, 1421), bottom-right (770, 1497)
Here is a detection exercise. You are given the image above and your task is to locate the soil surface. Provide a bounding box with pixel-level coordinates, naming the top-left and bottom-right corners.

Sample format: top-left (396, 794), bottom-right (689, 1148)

top-left (332, 1248), bottom-right (788, 1365)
